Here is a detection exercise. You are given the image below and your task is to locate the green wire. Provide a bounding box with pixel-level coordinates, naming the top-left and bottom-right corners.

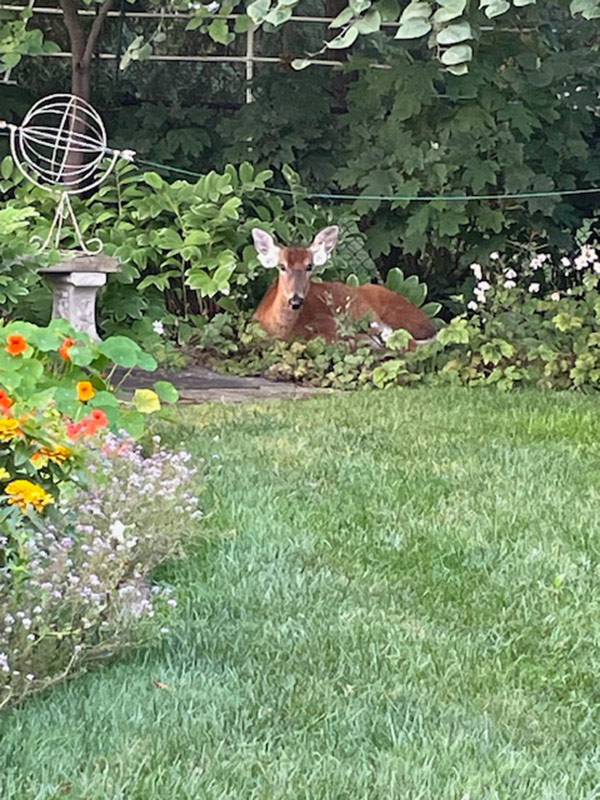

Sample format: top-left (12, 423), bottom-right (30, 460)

top-left (135, 157), bottom-right (600, 203)
top-left (1, 135), bottom-right (598, 204)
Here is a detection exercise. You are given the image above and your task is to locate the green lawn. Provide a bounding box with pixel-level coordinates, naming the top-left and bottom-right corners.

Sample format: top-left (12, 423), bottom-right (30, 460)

top-left (2, 388), bottom-right (600, 799)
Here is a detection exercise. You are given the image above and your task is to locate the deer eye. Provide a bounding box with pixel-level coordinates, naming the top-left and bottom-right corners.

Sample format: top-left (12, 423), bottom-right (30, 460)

top-left (307, 264), bottom-right (313, 272)
top-left (279, 265), bottom-right (287, 272)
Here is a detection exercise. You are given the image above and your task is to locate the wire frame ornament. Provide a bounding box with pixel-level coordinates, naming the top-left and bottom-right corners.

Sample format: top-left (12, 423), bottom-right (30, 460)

top-left (0, 93), bottom-right (135, 255)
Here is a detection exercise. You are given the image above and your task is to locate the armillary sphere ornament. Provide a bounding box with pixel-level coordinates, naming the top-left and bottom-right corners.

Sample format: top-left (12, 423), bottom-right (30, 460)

top-left (0, 93), bottom-right (136, 255)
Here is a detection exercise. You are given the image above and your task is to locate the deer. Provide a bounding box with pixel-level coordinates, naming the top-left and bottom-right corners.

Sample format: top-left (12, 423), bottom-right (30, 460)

top-left (251, 226), bottom-right (437, 347)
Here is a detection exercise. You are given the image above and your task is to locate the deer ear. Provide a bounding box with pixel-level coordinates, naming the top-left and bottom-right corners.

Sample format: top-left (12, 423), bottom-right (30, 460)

top-left (309, 226), bottom-right (339, 266)
top-left (252, 228), bottom-right (280, 268)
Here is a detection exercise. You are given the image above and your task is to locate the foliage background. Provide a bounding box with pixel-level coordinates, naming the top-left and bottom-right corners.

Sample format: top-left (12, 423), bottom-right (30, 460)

top-left (1, 0), bottom-right (600, 336)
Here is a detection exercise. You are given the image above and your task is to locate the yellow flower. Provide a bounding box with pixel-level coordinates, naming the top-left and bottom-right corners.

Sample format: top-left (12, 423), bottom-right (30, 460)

top-left (0, 418), bottom-right (21, 442)
top-left (0, 467), bottom-right (9, 481)
top-left (31, 445), bottom-right (71, 469)
top-left (5, 480), bottom-right (55, 514)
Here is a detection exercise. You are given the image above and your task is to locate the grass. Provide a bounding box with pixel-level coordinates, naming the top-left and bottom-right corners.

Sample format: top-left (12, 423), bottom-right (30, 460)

top-left (2, 387), bottom-right (600, 799)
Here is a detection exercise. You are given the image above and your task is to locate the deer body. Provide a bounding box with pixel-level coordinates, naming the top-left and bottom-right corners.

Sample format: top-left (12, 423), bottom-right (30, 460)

top-left (252, 228), bottom-right (436, 345)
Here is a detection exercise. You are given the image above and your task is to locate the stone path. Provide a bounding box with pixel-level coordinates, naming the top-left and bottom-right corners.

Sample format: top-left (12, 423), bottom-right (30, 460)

top-left (116, 365), bottom-right (327, 404)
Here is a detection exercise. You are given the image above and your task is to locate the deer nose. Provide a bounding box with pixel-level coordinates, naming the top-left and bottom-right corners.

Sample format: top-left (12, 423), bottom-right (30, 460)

top-left (289, 294), bottom-right (304, 310)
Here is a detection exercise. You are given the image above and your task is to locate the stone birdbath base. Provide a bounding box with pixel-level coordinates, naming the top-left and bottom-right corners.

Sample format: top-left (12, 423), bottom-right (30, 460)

top-left (41, 254), bottom-right (120, 341)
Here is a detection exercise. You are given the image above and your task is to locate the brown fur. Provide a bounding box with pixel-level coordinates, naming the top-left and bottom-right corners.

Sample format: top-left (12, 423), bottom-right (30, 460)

top-left (254, 277), bottom-right (436, 343)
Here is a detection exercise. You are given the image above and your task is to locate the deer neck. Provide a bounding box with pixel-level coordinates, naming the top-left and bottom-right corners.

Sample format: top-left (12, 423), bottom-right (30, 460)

top-left (265, 278), bottom-right (304, 339)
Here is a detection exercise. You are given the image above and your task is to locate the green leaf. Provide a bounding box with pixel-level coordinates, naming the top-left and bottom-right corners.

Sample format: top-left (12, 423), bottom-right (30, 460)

top-left (330, 7), bottom-right (354, 27)
top-left (264, 6), bottom-right (292, 25)
top-left (436, 21), bottom-right (472, 44)
top-left (350, 0), bottom-right (372, 12)
top-left (142, 172), bottom-right (163, 190)
top-left (98, 336), bottom-right (141, 368)
top-left (0, 157), bottom-right (12, 180)
top-left (446, 63), bottom-right (469, 75)
top-left (355, 9), bottom-right (381, 33)
top-left (291, 58), bottom-right (311, 70)
top-left (247, 0), bottom-right (271, 23)
top-left (154, 380), bottom-right (179, 404)
top-left (433, 0), bottom-right (467, 23)
top-left (208, 18), bottom-right (235, 44)
top-left (1, 52), bottom-right (21, 69)
top-left (440, 44), bottom-right (473, 65)
top-left (479, 0), bottom-right (511, 18)
top-left (328, 25), bottom-right (359, 48)
top-left (395, 18), bottom-right (432, 38)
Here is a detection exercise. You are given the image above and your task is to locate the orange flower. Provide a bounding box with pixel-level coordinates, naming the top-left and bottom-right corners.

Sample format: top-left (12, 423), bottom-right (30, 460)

top-left (6, 334), bottom-right (27, 356)
top-left (31, 444), bottom-right (71, 469)
top-left (76, 381), bottom-right (95, 402)
top-left (59, 337), bottom-right (76, 361)
top-left (66, 422), bottom-right (83, 441)
top-left (0, 390), bottom-right (13, 417)
top-left (89, 409), bottom-right (108, 429)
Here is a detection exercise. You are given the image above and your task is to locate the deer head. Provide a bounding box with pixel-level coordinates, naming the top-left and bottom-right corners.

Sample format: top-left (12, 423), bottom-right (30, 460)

top-left (252, 226), bottom-right (339, 310)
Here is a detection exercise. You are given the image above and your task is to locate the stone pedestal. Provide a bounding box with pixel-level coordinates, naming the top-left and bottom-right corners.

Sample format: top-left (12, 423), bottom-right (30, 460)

top-left (42, 254), bottom-right (120, 341)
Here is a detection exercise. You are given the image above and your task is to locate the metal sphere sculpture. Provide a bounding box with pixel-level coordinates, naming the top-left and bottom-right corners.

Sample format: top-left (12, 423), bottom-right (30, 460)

top-left (0, 94), bottom-right (135, 255)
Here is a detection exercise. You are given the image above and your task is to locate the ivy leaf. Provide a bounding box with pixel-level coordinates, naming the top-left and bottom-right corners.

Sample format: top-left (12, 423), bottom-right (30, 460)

top-left (350, 0), bottom-right (372, 13)
top-left (330, 7), bottom-right (354, 27)
top-left (291, 58), bottom-right (311, 70)
top-left (328, 25), bottom-right (359, 48)
top-left (570, 0), bottom-right (600, 17)
top-left (355, 10), bottom-right (381, 33)
top-left (433, 0), bottom-right (467, 22)
top-left (480, 0), bottom-right (511, 18)
top-left (440, 44), bottom-right (473, 65)
top-left (1, 53), bottom-right (21, 69)
top-left (208, 19), bottom-right (235, 44)
top-left (247, 0), bottom-right (271, 24)
top-left (436, 21), bottom-right (472, 44)
top-left (265, 7), bottom-right (293, 26)
top-left (395, 18), bottom-right (432, 38)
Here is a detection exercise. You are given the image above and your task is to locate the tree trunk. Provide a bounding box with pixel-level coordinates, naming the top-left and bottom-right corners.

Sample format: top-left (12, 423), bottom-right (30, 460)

top-left (59, 0), bottom-right (114, 103)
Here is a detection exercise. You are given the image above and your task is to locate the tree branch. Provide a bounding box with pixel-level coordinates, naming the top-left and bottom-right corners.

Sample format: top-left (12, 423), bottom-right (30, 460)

top-left (59, 0), bottom-right (86, 58)
top-left (83, 0), bottom-right (115, 66)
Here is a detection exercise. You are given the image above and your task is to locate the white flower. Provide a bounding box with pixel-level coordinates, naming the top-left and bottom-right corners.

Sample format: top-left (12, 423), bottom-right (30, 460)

top-left (530, 254), bottom-right (549, 270)
top-left (109, 520), bottom-right (126, 543)
top-left (550, 292), bottom-right (560, 301)
top-left (152, 320), bottom-right (165, 336)
top-left (206, 0), bottom-right (220, 11)
top-left (528, 282), bottom-right (540, 293)
top-left (561, 257), bottom-right (571, 267)
top-left (431, 141), bottom-right (440, 150)
top-left (503, 280), bottom-right (517, 289)
top-left (504, 268), bottom-right (517, 280)
top-left (467, 301), bottom-right (478, 311)
top-left (490, 252), bottom-right (500, 261)
top-left (574, 255), bottom-right (587, 270)
top-left (594, 263), bottom-right (600, 275)
top-left (469, 262), bottom-right (483, 281)
top-left (477, 280), bottom-right (491, 292)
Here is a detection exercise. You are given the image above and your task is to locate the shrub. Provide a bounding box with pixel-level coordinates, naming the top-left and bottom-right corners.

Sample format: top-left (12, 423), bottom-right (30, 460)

top-left (0, 430), bottom-right (202, 710)
top-left (191, 242), bottom-right (600, 394)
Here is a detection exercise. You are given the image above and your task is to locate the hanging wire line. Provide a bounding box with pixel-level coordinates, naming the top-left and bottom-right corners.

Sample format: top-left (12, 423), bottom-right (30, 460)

top-left (2, 130), bottom-right (600, 203)
top-left (133, 156), bottom-right (600, 203)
